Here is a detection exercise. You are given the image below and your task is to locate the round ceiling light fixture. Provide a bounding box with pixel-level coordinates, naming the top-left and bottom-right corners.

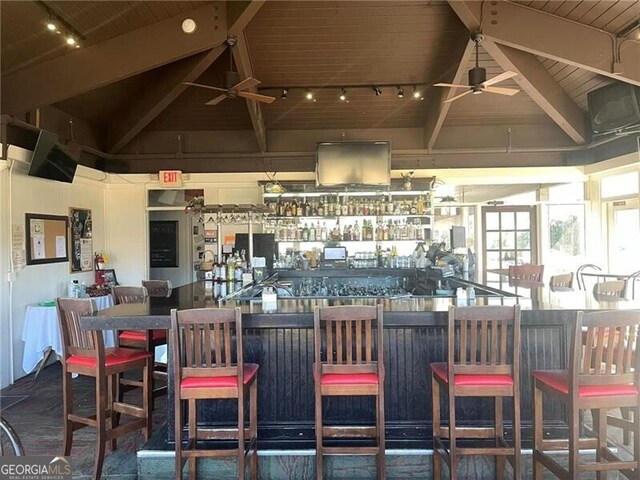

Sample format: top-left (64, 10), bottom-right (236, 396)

top-left (181, 18), bottom-right (197, 34)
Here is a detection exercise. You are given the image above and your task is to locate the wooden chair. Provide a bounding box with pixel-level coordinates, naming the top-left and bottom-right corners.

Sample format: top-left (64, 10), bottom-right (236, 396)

top-left (114, 285), bottom-right (168, 398)
top-left (592, 280), bottom-right (626, 300)
top-left (142, 279), bottom-right (172, 297)
top-left (532, 310), bottom-right (640, 479)
top-left (508, 264), bottom-right (544, 283)
top-left (431, 305), bottom-right (521, 480)
top-left (57, 298), bottom-right (151, 480)
top-left (171, 307), bottom-right (258, 480)
top-left (314, 305), bottom-right (385, 480)
top-left (550, 272), bottom-right (574, 290)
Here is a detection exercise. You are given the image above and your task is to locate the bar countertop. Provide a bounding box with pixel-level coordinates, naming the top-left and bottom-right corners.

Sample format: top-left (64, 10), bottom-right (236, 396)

top-left (83, 280), bottom-right (640, 331)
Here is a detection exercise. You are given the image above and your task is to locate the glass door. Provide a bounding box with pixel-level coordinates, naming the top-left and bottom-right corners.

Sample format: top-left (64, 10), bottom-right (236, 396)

top-left (607, 198), bottom-right (640, 274)
top-left (482, 206), bottom-right (538, 292)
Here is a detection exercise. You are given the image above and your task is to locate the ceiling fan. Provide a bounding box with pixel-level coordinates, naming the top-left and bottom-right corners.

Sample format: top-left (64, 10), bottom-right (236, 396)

top-left (434, 33), bottom-right (520, 104)
top-left (183, 38), bottom-right (275, 106)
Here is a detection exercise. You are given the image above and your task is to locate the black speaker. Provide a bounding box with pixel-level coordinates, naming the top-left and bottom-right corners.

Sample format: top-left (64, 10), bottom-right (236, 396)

top-left (587, 83), bottom-right (640, 134)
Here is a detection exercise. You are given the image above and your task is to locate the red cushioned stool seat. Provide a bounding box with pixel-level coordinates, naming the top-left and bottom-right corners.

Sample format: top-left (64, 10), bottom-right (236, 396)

top-left (431, 362), bottom-right (514, 387)
top-left (532, 370), bottom-right (638, 397)
top-left (119, 329), bottom-right (167, 341)
top-left (181, 363), bottom-right (259, 389)
top-left (321, 372), bottom-right (379, 386)
top-left (66, 347), bottom-right (151, 368)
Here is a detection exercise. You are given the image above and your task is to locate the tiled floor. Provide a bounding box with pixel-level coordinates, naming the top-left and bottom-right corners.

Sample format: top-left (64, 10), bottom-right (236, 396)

top-left (0, 364), bottom-right (635, 479)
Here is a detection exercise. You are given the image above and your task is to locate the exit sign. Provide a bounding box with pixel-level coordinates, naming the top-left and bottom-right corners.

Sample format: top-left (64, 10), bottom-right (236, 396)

top-left (159, 170), bottom-right (183, 187)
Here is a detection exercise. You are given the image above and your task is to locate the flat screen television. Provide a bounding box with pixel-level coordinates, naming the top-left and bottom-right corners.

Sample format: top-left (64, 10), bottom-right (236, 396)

top-left (28, 130), bottom-right (78, 183)
top-left (316, 141), bottom-right (390, 187)
top-left (587, 83), bottom-right (640, 134)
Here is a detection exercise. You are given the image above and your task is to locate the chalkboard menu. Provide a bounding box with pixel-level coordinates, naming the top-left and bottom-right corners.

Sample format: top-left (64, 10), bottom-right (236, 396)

top-left (150, 221), bottom-right (178, 268)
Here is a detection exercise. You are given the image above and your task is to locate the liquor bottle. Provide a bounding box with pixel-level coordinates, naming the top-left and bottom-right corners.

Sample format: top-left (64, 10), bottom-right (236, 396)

top-left (354, 220), bottom-right (361, 241)
top-left (284, 202), bottom-right (292, 217)
top-left (227, 254), bottom-right (236, 281)
top-left (304, 199), bottom-right (311, 216)
top-left (417, 196), bottom-right (425, 215)
top-left (276, 197), bottom-right (284, 216)
top-left (302, 223), bottom-right (309, 242)
top-left (410, 199), bottom-right (418, 215)
top-left (291, 199), bottom-right (299, 217)
top-left (341, 198), bottom-right (348, 216)
top-left (317, 199), bottom-right (324, 217)
top-left (309, 223), bottom-right (316, 241)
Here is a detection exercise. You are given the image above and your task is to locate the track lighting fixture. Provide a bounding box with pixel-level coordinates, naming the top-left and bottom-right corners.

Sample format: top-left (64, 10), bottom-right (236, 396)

top-left (397, 87), bottom-right (404, 98)
top-left (373, 86), bottom-right (382, 96)
top-left (37, 1), bottom-right (83, 48)
top-left (305, 90), bottom-right (314, 100)
top-left (413, 86), bottom-right (423, 99)
top-left (281, 88), bottom-right (288, 99)
top-left (257, 84), bottom-right (427, 102)
top-left (339, 89), bottom-right (347, 101)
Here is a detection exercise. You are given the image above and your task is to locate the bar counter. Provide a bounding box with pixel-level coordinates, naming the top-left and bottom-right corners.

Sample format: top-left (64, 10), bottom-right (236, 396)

top-left (83, 280), bottom-right (640, 448)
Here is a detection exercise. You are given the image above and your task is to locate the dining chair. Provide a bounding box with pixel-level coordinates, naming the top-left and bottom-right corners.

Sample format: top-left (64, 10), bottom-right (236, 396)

top-left (592, 280), bottom-right (627, 300)
top-left (57, 298), bottom-right (151, 480)
top-left (172, 307), bottom-right (258, 480)
top-left (532, 310), bottom-right (640, 479)
top-left (113, 285), bottom-right (167, 399)
top-left (142, 279), bottom-right (172, 297)
top-left (314, 305), bottom-right (385, 480)
top-left (431, 305), bottom-right (521, 480)
top-left (550, 272), bottom-right (574, 290)
top-left (508, 264), bottom-right (544, 283)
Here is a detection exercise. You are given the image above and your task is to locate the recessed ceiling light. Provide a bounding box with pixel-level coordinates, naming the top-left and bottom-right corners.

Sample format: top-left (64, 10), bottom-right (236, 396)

top-left (46, 22), bottom-right (57, 31)
top-left (181, 18), bottom-right (197, 34)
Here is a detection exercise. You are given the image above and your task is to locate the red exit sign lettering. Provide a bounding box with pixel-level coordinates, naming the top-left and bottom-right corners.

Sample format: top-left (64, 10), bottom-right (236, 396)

top-left (159, 170), bottom-right (183, 187)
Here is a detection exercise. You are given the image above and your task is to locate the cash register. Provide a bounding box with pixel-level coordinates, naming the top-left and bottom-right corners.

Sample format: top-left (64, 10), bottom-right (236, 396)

top-left (320, 246), bottom-right (348, 269)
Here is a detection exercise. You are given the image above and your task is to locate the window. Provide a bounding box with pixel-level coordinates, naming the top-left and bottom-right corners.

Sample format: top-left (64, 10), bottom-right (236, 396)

top-left (602, 172), bottom-right (639, 198)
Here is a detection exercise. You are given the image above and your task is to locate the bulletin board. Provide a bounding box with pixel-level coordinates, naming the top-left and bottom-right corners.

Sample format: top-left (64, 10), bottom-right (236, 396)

top-left (25, 213), bottom-right (69, 265)
top-left (69, 207), bottom-right (93, 273)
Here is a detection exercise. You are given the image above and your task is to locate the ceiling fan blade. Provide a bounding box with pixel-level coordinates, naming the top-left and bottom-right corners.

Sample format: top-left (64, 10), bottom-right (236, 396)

top-left (205, 94), bottom-right (228, 105)
top-left (484, 86), bottom-right (520, 96)
top-left (482, 71), bottom-right (518, 87)
top-left (183, 82), bottom-right (227, 92)
top-left (444, 90), bottom-right (472, 103)
top-left (231, 77), bottom-right (261, 91)
top-left (434, 83), bottom-right (469, 88)
top-left (238, 91), bottom-right (276, 104)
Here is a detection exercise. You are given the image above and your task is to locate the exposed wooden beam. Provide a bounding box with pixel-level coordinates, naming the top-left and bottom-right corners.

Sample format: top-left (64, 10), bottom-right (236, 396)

top-left (447, 0), bottom-right (640, 86)
top-left (233, 31), bottom-right (268, 152)
top-left (423, 40), bottom-right (475, 149)
top-left (106, 46), bottom-right (227, 153)
top-left (1, 2), bottom-right (227, 115)
top-left (227, 0), bottom-right (266, 37)
top-left (483, 41), bottom-right (588, 144)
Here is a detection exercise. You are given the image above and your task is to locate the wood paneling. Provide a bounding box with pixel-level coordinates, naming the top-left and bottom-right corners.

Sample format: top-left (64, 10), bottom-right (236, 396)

top-left (0, 1), bottom-right (208, 75)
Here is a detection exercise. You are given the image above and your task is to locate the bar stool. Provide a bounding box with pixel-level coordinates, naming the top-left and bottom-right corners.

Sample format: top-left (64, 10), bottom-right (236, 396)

top-left (532, 310), bottom-right (640, 479)
top-left (314, 305), bottom-right (385, 480)
top-left (508, 264), bottom-right (544, 283)
top-left (431, 305), bottom-right (521, 480)
top-left (171, 307), bottom-right (258, 480)
top-left (114, 285), bottom-right (168, 399)
top-left (549, 273), bottom-right (574, 290)
top-left (142, 279), bottom-right (172, 297)
top-left (592, 280), bottom-right (627, 300)
top-left (57, 298), bottom-right (152, 480)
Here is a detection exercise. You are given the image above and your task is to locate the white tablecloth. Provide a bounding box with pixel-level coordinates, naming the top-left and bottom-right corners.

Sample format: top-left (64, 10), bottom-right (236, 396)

top-left (21, 295), bottom-right (115, 374)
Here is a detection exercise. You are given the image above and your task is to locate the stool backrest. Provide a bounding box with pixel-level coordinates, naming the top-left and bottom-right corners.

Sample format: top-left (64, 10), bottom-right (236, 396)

top-left (448, 305), bottom-right (521, 380)
top-left (56, 298), bottom-right (102, 358)
top-left (113, 285), bottom-right (148, 304)
top-left (171, 307), bottom-right (243, 385)
top-left (314, 305), bottom-right (384, 376)
top-left (142, 280), bottom-right (172, 297)
top-left (550, 272), bottom-right (574, 289)
top-left (593, 280), bottom-right (626, 300)
top-left (508, 264), bottom-right (544, 282)
top-left (572, 310), bottom-right (640, 388)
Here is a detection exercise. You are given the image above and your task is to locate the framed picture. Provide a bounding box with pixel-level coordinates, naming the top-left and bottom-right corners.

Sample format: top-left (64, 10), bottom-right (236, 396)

top-left (100, 269), bottom-right (118, 287)
top-left (69, 207), bottom-right (93, 273)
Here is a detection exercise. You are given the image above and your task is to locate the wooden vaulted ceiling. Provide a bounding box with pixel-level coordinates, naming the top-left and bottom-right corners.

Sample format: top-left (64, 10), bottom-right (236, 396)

top-left (1, 1), bottom-right (639, 173)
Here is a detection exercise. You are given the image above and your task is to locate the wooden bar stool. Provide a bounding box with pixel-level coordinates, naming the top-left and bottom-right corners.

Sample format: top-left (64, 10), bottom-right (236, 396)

top-left (550, 273), bottom-right (574, 290)
top-left (171, 307), bottom-right (258, 480)
top-left (57, 298), bottom-right (152, 480)
top-left (314, 305), bottom-right (385, 480)
top-left (533, 310), bottom-right (640, 479)
top-left (592, 280), bottom-right (627, 300)
top-left (431, 305), bottom-right (521, 480)
top-left (114, 285), bottom-right (168, 399)
top-left (508, 264), bottom-right (544, 283)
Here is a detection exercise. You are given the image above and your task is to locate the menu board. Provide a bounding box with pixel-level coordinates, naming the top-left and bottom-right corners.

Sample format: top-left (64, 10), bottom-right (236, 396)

top-left (150, 220), bottom-right (178, 268)
top-left (69, 207), bottom-right (93, 272)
